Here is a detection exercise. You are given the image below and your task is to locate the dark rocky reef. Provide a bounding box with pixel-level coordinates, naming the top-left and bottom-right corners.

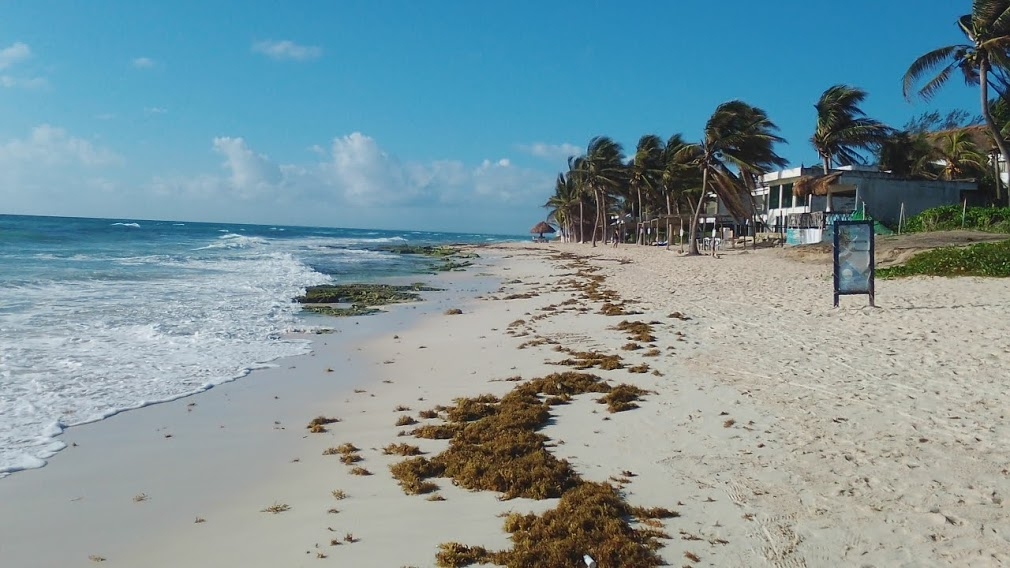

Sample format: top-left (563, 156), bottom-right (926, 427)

top-left (297, 283), bottom-right (443, 318)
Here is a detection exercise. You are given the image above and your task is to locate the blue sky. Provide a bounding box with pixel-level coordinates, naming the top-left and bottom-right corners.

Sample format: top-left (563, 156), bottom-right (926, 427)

top-left (0, 0), bottom-right (978, 233)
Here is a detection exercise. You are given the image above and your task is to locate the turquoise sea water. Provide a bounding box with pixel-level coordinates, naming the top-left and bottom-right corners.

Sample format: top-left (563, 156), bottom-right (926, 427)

top-left (0, 214), bottom-right (519, 476)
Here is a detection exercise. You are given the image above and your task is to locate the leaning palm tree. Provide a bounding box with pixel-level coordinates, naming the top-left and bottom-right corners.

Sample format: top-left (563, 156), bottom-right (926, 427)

top-left (660, 134), bottom-right (702, 246)
top-left (903, 3), bottom-right (1010, 190)
top-left (812, 85), bottom-right (892, 172)
top-left (544, 171), bottom-right (579, 242)
top-left (578, 136), bottom-right (625, 247)
top-left (679, 101), bottom-right (787, 256)
top-left (628, 134), bottom-right (665, 244)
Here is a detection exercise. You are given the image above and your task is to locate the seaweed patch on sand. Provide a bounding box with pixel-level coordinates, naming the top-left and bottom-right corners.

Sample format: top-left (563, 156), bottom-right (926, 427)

top-left (389, 371), bottom-right (671, 567)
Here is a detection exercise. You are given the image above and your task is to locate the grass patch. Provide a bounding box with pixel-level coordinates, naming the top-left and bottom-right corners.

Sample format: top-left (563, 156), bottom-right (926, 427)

top-left (350, 467), bottom-right (372, 476)
top-left (418, 408), bottom-right (439, 419)
top-left (331, 489), bottom-right (347, 500)
top-left (877, 239), bottom-right (1010, 278)
top-left (444, 308), bottom-right (463, 315)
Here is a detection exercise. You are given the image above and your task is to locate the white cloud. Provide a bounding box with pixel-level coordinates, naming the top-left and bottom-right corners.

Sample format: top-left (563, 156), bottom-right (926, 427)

top-left (0, 75), bottom-right (46, 89)
top-left (144, 107), bottom-right (168, 115)
top-left (211, 137), bottom-right (282, 198)
top-left (95, 113), bottom-right (116, 121)
top-left (0, 125), bottom-right (123, 167)
top-left (251, 40), bottom-right (322, 61)
top-left (0, 42), bottom-right (31, 70)
top-left (132, 57), bottom-right (155, 69)
top-left (0, 42), bottom-right (45, 89)
top-left (517, 142), bottom-right (582, 161)
top-left (148, 132), bottom-right (551, 230)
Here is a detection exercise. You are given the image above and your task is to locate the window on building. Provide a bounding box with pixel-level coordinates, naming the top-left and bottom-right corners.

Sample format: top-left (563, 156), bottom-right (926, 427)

top-left (782, 183), bottom-right (794, 207)
top-left (769, 185), bottom-right (781, 208)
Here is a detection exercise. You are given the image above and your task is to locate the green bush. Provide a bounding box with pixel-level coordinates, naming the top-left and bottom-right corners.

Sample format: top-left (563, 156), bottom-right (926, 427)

top-left (878, 240), bottom-right (1010, 278)
top-left (901, 206), bottom-right (1010, 233)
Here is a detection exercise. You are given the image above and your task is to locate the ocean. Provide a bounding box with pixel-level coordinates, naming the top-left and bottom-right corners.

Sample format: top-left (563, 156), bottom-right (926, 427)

top-left (0, 214), bottom-right (519, 477)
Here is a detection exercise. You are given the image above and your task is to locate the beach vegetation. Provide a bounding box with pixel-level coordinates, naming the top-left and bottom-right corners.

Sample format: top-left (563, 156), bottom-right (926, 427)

top-left (877, 239), bottom-right (1010, 277)
top-left (901, 205), bottom-right (1010, 233)
top-left (331, 489), bottom-right (347, 500)
top-left (418, 408), bottom-right (439, 419)
top-left (394, 405), bottom-right (411, 412)
top-left (444, 308), bottom-right (463, 315)
top-left (349, 466), bottom-right (372, 476)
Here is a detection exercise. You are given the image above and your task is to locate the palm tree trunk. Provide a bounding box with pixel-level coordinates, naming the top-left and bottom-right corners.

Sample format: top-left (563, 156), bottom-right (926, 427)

top-left (981, 59), bottom-right (1010, 206)
top-left (822, 156), bottom-right (833, 212)
top-left (688, 167), bottom-right (709, 255)
top-left (636, 186), bottom-right (644, 245)
top-left (578, 200), bottom-right (585, 243)
top-left (591, 188), bottom-right (600, 247)
top-left (665, 192), bottom-right (672, 250)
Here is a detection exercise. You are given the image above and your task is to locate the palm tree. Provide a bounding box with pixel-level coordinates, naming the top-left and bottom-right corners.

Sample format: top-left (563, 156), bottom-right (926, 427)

top-left (577, 137), bottom-right (625, 247)
top-left (679, 101), bottom-right (787, 256)
top-left (660, 134), bottom-right (701, 246)
top-left (812, 85), bottom-right (892, 173)
top-left (903, 3), bottom-right (1010, 195)
top-left (628, 135), bottom-right (665, 244)
top-left (544, 171), bottom-right (579, 241)
top-left (877, 129), bottom-right (936, 178)
top-left (564, 156), bottom-right (590, 243)
top-left (931, 129), bottom-right (989, 180)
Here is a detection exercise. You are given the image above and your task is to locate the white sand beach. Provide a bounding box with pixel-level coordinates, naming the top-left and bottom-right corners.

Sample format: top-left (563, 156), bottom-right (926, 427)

top-left (2, 241), bottom-right (1009, 567)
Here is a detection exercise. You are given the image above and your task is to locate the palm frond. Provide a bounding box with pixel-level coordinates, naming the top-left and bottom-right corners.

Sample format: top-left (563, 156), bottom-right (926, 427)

top-left (903, 45), bottom-right (967, 99)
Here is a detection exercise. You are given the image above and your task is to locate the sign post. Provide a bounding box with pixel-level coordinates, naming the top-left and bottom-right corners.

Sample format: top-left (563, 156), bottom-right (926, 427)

top-left (833, 220), bottom-right (875, 307)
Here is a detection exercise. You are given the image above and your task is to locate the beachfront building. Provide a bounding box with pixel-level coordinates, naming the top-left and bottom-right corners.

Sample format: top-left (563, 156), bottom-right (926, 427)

top-left (752, 165), bottom-right (980, 244)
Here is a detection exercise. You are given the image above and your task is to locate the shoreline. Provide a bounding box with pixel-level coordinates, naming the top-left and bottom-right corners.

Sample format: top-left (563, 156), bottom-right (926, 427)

top-left (0, 254), bottom-right (502, 567)
top-left (4, 241), bottom-right (1009, 566)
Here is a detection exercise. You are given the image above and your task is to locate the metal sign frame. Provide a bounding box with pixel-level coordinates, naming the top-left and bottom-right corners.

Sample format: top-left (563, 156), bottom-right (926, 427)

top-left (832, 220), bottom-right (875, 307)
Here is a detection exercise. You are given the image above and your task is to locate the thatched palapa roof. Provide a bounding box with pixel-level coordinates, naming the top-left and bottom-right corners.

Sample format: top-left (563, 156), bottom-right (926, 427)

top-left (530, 221), bottom-right (556, 234)
top-left (793, 171), bottom-right (844, 198)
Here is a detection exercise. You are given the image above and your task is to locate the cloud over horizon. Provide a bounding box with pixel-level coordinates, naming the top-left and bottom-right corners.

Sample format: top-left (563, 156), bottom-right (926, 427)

top-left (0, 124), bottom-right (548, 232)
top-left (251, 40), bottom-right (322, 61)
